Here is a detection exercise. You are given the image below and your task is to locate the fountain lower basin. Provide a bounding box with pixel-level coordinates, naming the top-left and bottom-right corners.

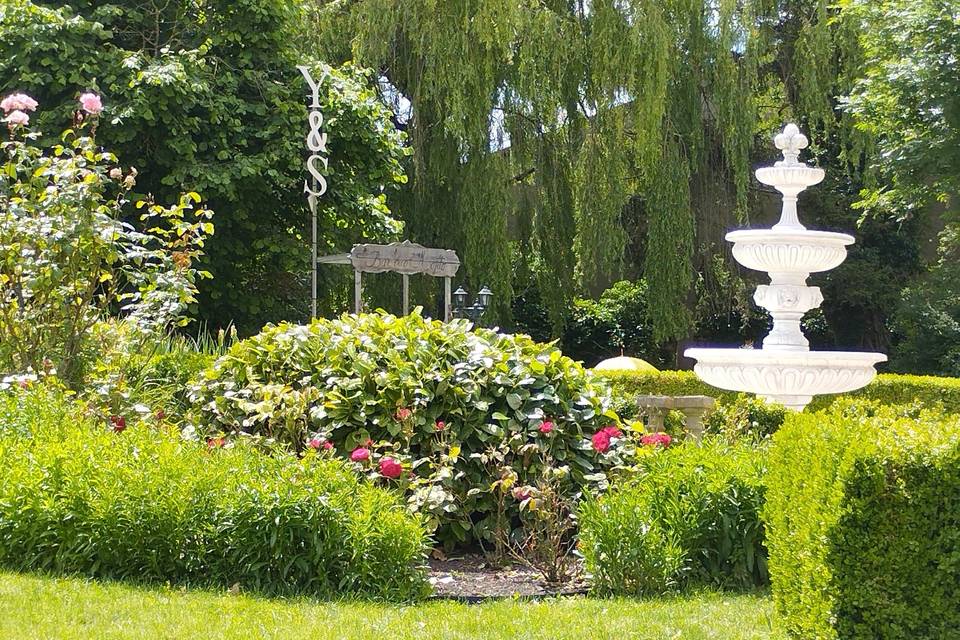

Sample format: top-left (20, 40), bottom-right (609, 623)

top-left (684, 348), bottom-right (887, 411)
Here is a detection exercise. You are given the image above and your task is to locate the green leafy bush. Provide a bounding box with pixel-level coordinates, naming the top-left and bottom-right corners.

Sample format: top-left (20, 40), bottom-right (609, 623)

top-left (0, 383), bottom-right (428, 600)
top-left (82, 321), bottom-right (228, 424)
top-left (579, 439), bottom-right (768, 596)
top-left (188, 310), bottom-right (628, 547)
top-left (705, 393), bottom-right (787, 441)
top-left (764, 400), bottom-right (960, 639)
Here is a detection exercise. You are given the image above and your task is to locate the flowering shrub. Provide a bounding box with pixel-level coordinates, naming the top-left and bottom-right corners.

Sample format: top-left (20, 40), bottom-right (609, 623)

top-left (0, 92), bottom-right (213, 386)
top-left (187, 310), bottom-right (632, 547)
top-left (640, 432), bottom-right (672, 448)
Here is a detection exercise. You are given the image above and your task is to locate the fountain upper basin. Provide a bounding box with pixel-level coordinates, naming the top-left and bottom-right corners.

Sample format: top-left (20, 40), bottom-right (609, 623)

top-left (683, 347), bottom-right (887, 411)
top-left (727, 229), bottom-right (854, 277)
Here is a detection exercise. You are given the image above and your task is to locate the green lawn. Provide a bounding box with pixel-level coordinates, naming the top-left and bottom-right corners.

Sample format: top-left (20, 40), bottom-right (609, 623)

top-left (0, 571), bottom-right (782, 640)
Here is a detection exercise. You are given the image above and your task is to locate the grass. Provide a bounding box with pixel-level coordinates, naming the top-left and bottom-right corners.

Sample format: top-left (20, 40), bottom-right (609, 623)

top-left (0, 571), bottom-right (782, 640)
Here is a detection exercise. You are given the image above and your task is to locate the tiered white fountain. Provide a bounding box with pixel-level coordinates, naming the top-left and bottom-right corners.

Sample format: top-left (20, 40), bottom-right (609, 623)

top-left (685, 124), bottom-right (886, 411)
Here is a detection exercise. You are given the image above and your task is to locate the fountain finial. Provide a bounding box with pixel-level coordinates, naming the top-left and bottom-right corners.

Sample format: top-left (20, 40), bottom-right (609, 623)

top-left (774, 124), bottom-right (808, 167)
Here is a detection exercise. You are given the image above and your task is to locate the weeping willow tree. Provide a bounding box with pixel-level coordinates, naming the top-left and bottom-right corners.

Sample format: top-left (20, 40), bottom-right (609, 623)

top-left (306, 0), bottom-right (858, 345)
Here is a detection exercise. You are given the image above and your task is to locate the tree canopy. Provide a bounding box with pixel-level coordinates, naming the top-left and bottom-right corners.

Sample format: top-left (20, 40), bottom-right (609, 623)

top-left (2, 0), bottom-right (956, 372)
top-left (1, 0), bottom-right (409, 332)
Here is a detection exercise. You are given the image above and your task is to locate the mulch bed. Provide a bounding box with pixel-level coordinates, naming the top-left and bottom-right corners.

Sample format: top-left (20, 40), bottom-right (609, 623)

top-left (427, 554), bottom-right (589, 602)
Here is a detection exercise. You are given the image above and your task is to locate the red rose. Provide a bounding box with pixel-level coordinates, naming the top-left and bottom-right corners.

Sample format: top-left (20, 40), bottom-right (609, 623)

top-left (379, 457), bottom-right (403, 479)
top-left (592, 430), bottom-right (611, 453)
top-left (350, 447), bottom-right (370, 462)
top-left (641, 432), bottom-right (672, 448)
top-left (154, 409), bottom-right (166, 421)
top-left (435, 420), bottom-right (446, 432)
top-left (110, 415), bottom-right (126, 433)
top-left (323, 441), bottom-right (333, 451)
top-left (394, 407), bottom-right (412, 421)
top-left (308, 437), bottom-right (323, 450)
top-left (539, 420), bottom-right (555, 434)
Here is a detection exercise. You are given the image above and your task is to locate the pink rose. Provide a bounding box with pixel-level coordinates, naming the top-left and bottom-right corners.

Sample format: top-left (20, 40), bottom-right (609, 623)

top-left (308, 437), bottom-right (323, 450)
top-left (641, 432), bottom-right (672, 448)
top-left (434, 420), bottom-right (446, 432)
top-left (79, 92), bottom-right (103, 115)
top-left (350, 447), bottom-right (370, 462)
top-left (591, 430), bottom-right (611, 453)
top-left (394, 407), bottom-right (412, 421)
top-left (379, 457), bottom-right (403, 479)
top-left (511, 486), bottom-right (533, 502)
top-left (323, 441), bottom-right (333, 451)
top-left (538, 420), bottom-right (555, 434)
top-left (5, 110), bottom-right (29, 127)
top-left (1, 93), bottom-right (38, 113)
top-left (109, 168), bottom-right (123, 180)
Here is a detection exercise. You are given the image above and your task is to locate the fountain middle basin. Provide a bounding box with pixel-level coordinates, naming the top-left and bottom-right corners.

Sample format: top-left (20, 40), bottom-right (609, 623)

top-left (727, 229), bottom-right (854, 279)
top-left (685, 347), bottom-right (887, 411)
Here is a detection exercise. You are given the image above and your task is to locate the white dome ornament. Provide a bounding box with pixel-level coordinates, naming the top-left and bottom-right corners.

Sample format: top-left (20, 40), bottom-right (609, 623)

top-left (685, 124), bottom-right (886, 411)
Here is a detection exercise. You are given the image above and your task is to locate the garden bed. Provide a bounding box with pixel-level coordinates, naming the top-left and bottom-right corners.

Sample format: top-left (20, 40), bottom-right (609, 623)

top-left (428, 555), bottom-right (588, 601)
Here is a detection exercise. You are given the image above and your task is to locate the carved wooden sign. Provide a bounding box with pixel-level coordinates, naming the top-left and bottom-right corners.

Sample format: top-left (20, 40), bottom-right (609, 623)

top-left (351, 241), bottom-right (460, 278)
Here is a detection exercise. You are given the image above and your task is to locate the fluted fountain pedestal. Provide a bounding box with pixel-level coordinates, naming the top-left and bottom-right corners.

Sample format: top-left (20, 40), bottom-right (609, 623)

top-left (684, 125), bottom-right (886, 411)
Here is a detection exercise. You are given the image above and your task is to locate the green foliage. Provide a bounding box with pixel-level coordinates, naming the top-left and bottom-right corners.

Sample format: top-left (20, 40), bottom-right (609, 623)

top-left (843, 0), bottom-right (960, 225)
top-left (579, 439), bottom-right (768, 596)
top-left (187, 310), bottom-right (628, 548)
top-left (0, 0), bottom-right (409, 332)
top-left (0, 119), bottom-right (211, 386)
top-left (705, 394), bottom-right (788, 442)
top-left (764, 401), bottom-right (960, 639)
top-left (559, 280), bottom-right (662, 367)
top-left (311, 0), bottom-right (763, 334)
top-left (0, 382), bottom-right (429, 600)
top-left (598, 370), bottom-right (960, 417)
top-left (890, 240), bottom-right (960, 377)
top-left (82, 320), bottom-right (221, 424)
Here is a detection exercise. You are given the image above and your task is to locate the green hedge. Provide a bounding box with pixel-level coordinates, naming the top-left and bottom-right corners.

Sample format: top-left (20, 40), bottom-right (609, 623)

top-left (599, 370), bottom-right (960, 416)
top-left (764, 401), bottom-right (960, 639)
top-left (578, 439), bottom-right (767, 596)
top-left (0, 384), bottom-right (429, 600)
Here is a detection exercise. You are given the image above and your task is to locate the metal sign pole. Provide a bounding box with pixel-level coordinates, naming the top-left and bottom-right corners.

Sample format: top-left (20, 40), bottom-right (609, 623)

top-left (298, 65), bottom-right (329, 320)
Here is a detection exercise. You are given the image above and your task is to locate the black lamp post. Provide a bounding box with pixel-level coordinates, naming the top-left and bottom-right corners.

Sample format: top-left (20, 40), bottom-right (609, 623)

top-left (452, 285), bottom-right (493, 324)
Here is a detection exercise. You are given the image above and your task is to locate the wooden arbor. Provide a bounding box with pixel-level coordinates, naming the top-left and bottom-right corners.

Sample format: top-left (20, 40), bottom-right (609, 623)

top-left (316, 241), bottom-right (461, 320)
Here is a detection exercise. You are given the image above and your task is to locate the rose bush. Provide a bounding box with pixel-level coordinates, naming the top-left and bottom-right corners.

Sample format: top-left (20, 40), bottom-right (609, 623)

top-left (187, 310), bottom-right (633, 547)
top-left (0, 91), bottom-right (213, 388)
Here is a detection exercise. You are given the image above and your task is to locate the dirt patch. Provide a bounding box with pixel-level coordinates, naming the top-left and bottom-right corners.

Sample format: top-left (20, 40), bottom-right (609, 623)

top-left (428, 555), bottom-right (588, 602)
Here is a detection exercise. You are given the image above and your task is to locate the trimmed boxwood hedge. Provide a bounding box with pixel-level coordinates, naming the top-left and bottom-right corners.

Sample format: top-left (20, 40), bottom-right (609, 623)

top-left (578, 439), bottom-right (767, 596)
top-left (0, 383), bottom-right (429, 600)
top-left (764, 401), bottom-right (960, 639)
top-left (599, 370), bottom-right (960, 416)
